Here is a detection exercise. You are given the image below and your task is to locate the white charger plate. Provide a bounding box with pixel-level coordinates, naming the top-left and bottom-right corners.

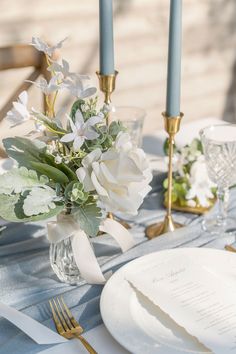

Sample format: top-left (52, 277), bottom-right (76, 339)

top-left (100, 248), bottom-right (236, 354)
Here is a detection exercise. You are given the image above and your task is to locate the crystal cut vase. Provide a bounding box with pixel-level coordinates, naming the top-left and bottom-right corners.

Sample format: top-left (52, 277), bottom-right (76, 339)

top-left (50, 236), bottom-right (81, 285)
top-left (49, 209), bottom-right (81, 285)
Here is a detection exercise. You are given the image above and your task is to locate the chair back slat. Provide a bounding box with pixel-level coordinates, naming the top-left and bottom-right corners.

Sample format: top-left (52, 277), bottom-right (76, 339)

top-left (0, 45), bottom-right (42, 71)
top-left (0, 68), bottom-right (41, 122)
top-left (0, 42), bottom-right (57, 158)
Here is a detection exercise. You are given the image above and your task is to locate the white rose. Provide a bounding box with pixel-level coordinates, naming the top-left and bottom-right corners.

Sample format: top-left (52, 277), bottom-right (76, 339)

top-left (186, 155), bottom-right (215, 207)
top-left (76, 132), bottom-right (152, 214)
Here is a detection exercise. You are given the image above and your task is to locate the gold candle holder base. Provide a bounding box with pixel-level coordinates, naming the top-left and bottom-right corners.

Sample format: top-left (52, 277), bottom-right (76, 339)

top-left (145, 112), bottom-right (184, 240)
top-left (145, 215), bottom-right (183, 240)
top-left (96, 71), bottom-right (118, 105)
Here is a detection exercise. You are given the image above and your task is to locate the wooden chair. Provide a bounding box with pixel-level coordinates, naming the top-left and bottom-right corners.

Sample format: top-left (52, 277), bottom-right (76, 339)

top-left (0, 43), bottom-right (57, 157)
top-left (0, 44), bottom-right (53, 122)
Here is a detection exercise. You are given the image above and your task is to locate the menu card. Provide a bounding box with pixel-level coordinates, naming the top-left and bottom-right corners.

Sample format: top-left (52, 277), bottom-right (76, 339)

top-left (127, 256), bottom-right (236, 354)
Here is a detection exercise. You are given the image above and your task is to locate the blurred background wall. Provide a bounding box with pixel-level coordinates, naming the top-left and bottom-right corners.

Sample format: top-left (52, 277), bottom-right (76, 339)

top-left (0, 0), bottom-right (236, 141)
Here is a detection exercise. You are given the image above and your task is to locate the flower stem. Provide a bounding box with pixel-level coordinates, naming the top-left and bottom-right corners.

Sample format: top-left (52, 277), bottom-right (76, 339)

top-left (51, 90), bottom-right (58, 117)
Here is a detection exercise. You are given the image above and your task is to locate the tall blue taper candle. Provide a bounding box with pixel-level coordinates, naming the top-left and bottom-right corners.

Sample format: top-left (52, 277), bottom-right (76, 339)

top-left (166, 0), bottom-right (182, 117)
top-left (99, 0), bottom-right (115, 75)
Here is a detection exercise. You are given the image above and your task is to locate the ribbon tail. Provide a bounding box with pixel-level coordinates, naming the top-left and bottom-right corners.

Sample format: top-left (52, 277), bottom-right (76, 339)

top-left (71, 230), bottom-right (106, 285)
top-left (99, 218), bottom-right (135, 252)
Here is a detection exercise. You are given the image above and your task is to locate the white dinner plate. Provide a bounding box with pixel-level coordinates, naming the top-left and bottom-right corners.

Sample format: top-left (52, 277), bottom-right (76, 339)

top-left (100, 248), bottom-right (236, 354)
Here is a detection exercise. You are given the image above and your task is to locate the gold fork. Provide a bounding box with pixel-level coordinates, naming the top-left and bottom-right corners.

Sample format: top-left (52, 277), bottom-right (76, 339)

top-left (225, 244), bottom-right (236, 253)
top-left (49, 297), bottom-right (97, 354)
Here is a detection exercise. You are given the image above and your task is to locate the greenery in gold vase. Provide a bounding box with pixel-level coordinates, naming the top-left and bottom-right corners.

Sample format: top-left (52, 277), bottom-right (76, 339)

top-left (163, 138), bottom-right (216, 209)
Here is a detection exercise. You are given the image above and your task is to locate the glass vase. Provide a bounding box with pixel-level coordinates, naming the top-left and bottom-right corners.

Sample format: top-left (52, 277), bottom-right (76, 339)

top-left (49, 208), bottom-right (83, 285)
top-left (50, 235), bottom-right (81, 285)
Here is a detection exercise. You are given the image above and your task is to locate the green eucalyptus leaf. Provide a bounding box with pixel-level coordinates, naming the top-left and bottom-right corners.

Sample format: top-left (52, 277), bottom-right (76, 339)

top-left (23, 186), bottom-right (60, 216)
top-left (108, 121), bottom-right (125, 136)
top-left (3, 137), bottom-right (47, 167)
top-left (0, 193), bottom-right (64, 222)
top-left (30, 162), bottom-right (69, 184)
top-left (0, 167), bottom-right (48, 195)
top-left (64, 181), bottom-right (89, 204)
top-left (73, 203), bottom-right (102, 237)
top-left (70, 99), bottom-right (85, 120)
top-left (33, 112), bottom-right (66, 135)
top-left (43, 154), bottom-right (77, 181)
top-left (64, 181), bottom-right (76, 196)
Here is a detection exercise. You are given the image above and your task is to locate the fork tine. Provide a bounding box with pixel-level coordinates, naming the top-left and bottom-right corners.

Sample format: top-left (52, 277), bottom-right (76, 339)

top-left (57, 297), bottom-right (73, 330)
top-left (52, 298), bottom-right (69, 331)
top-left (49, 300), bottom-right (65, 334)
top-left (60, 297), bottom-right (82, 329)
top-left (51, 297), bottom-right (97, 353)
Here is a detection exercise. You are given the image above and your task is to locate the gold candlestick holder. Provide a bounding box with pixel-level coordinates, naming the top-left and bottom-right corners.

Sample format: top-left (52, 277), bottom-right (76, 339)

top-left (145, 112), bottom-right (184, 240)
top-left (96, 70), bottom-right (118, 125)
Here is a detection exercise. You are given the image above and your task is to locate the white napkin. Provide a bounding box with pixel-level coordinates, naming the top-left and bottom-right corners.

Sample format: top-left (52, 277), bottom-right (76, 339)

top-left (0, 302), bottom-right (129, 353)
top-left (0, 302), bottom-right (66, 345)
top-left (127, 255), bottom-right (236, 354)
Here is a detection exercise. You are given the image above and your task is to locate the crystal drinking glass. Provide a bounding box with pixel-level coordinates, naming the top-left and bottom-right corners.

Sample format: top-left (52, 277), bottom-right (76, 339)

top-left (200, 124), bottom-right (236, 233)
top-left (110, 106), bottom-right (145, 147)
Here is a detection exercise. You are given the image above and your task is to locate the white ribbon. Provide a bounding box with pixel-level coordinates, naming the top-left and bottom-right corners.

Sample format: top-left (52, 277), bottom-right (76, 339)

top-left (99, 218), bottom-right (135, 252)
top-left (47, 214), bottom-right (135, 284)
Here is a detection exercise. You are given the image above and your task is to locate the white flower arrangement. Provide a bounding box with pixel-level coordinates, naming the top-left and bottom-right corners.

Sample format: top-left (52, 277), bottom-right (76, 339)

top-left (0, 38), bottom-right (151, 237)
top-left (77, 132), bottom-right (152, 215)
top-left (163, 139), bottom-right (216, 209)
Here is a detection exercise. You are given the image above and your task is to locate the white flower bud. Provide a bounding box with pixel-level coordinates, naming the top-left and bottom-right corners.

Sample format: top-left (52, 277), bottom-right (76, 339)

top-left (187, 199), bottom-right (196, 207)
top-left (55, 155), bottom-right (62, 164)
top-left (103, 104), bottom-right (111, 113)
top-left (98, 111), bottom-right (104, 119)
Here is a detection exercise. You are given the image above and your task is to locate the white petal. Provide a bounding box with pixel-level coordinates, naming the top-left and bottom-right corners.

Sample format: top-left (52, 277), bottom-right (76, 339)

top-left (85, 129), bottom-right (99, 140)
top-left (91, 171), bottom-right (108, 197)
top-left (60, 132), bottom-right (76, 143)
top-left (13, 102), bottom-right (29, 118)
top-left (81, 87), bottom-right (97, 98)
top-left (76, 167), bottom-right (95, 192)
top-left (117, 155), bottom-right (144, 183)
top-left (18, 91), bottom-right (28, 106)
top-left (54, 37), bottom-right (68, 50)
top-left (117, 133), bottom-right (133, 152)
top-left (186, 187), bottom-right (196, 200)
top-left (104, 189), bottom-right (138, 215)
top-left (6, 109), bottom-right (23, 125)
top-left (62, 59), bottom-right (70, 74)
top-left (73, 136), bottom-right (84, 151)
top-left (187, 199), bottom-right (197, 207)
top-left (31, 37), bottom-right (48, 53)
top-left (100, 162), bottom-right (117, 184)
top-left (86, 115), bottom-right (103, 127)
top-left (75, 109), bottom-right (84, 126)
top-left (48, 62), bottom-right (60, 72)
top-left (50, 75), bottom-right (60, 86)
top-left (68, 117), bottom-right (76, 132)
top-left (82, 148), bottom-right (102, 168)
